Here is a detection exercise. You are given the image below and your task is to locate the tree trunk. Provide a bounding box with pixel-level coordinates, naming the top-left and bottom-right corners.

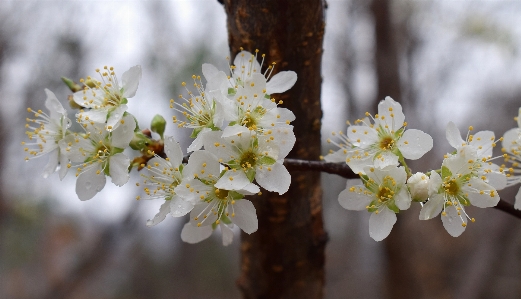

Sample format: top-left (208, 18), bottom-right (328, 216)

top-left (223, 1), bottom-right (326, 298)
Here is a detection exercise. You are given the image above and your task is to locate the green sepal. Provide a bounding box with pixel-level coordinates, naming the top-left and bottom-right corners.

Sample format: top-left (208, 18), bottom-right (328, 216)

top-left (258, 156), bottom-right (276, 166)
top-left (264, 93), bottom-right (271, 99)
top-left (190, 128), bottom-right (202, 138)
top-left (245, 168), bottom-right (256, 182)
top-left (221, 214), bottom-right (233, 225)
top-left (228, 88), bottom-right (236, 96)
top-left (129, 131), bottom-right (150, 151)
top-left (387, 202), bottom-right (399, 213)
top-left (367, 200), bottom-right (379, 213)
top-left (112, 147), bottom-right (125, 155)
top-left (441, 166), bottom-right (452, 179)
top-left (61, 77), bottom-right (82, 92)
top-left (228, 121), bottom-right (237, 127)
top-left (457, 194), bottom-right (471, 207)
top-left (150, 114), bottom-right (166, 139)
top-left (230, 191), bottom-right (244, 200)
top-left (212, 222), bottom-right (218, 230)
top-left (120, 98), bottom-right (128, 105)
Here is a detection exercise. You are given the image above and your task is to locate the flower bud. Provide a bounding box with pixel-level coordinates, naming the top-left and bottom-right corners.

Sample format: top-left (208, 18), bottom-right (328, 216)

top-left (151, 114), bottom-right (166, 139)
top-left (407, 172), bottom-right (430, 202)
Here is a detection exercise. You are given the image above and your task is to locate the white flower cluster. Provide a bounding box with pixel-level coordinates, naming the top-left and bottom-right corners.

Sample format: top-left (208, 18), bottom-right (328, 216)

top-left (24, 66), bottom-right (141, 200)
top-left (326, 97), bottom-right (508, 240)
top-left (24, 50), bottom-right (297, 246)
top-left (143, 50), bottom-right (297, 245)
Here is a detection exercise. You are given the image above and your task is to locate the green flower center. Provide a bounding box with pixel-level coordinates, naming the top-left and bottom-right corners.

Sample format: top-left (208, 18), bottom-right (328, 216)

top-left (240, 150), bottom-right (257, 169)
top-left (214, 188), bottom-right (229, 200)
top-left (379, 136), bottom-right (395, 150)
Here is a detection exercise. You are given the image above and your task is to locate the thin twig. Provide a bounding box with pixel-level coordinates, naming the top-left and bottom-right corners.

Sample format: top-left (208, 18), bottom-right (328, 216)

top-left (283, 158), bottom-right (521, 220)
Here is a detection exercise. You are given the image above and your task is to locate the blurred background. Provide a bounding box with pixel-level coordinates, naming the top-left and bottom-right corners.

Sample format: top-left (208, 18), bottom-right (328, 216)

top-left (2, 0), bottom-right (521, 298)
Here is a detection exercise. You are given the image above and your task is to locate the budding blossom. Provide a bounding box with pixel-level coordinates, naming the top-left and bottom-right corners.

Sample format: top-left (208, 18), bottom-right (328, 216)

top-left (325, 97), bottom-right (433, 174)
top-left (407, 172), bottom-right (436, 202)
top-left (24, 89), bottom-right (71, 179)
top-left (338, 165), bottom-right (411, 241)
top-left (74, 65), bottom-right (141, 132)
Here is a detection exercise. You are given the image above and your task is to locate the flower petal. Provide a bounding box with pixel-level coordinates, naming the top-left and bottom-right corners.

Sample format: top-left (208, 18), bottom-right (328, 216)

top-left (266, 71), bottom-right (297, 94)
top-left (76, 164), bottom-right (106, 201)
top-left (181, 223), bottom-right (213, 244)
top-left (44, 89), bottom-right (66, 118)
top-left (469, 130), bottom-right (494, 158)
top-left (338, 183), bottom-right (372, 211)
top-left (515, 187), bottom-right (521, 210)
top-left (109, 153), bottom-right (130, 187)
top-left (255, 162), bottom-right (291, 195)
top-left (146, 201), bottom-right (171, 227)
top-left (169, 196), bottom-right (195, 217)
top-left (369, 207), bottom-right (397, 241)
top-left (220, 223), bottom-right (234, 246)
top-left (111, 114), bottom-right (136, 148)
top-left (464, 178), bottom-right (499, 208)
top-left (446, 121), bottom-right (465, 149)
top-left (164, 135), bottom-right (183, 166)
top-left (419, 193), bottom-right (444, 220)
top-left (394, 187), bottom-right (411, 210)
top-left (441, 205), bottom-right (466, 237)
top-left (230, 199), bottom-right (258, 234)
top-left (397, 129), bottom-right (433, 160)
top-left (215, 170), bottom-right (250, 191)
top-left (121, 65), bottom-right (142, 98)
top-left (42, 149), bottom-right (59, 179)
top-left (376, 97), bottom-right (405, 133)
top-left (106, 104), bottom-right (128, 131)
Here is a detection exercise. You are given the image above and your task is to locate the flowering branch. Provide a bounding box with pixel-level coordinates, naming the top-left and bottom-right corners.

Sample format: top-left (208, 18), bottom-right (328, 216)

top-left (284, 158), bottom-right (521, 220)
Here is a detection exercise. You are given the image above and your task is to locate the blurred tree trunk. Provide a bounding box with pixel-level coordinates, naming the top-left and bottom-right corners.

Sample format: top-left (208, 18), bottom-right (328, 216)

top-left (370, 0), bottom-right (418, 298)
top-left (371, 0), bottom-right (401, 109)
top-left (223, 1), bottom-right (326, 298)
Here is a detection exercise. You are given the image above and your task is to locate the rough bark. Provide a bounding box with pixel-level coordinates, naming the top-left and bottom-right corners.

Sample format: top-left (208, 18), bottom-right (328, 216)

top-left (223, 1), bottom-right (326, 298)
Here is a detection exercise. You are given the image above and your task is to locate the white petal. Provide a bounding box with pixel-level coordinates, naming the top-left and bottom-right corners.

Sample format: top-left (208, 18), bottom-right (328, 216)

top-left (183, 150), bottom-right (220, 179)
top-left (255, 162), bottom-right (291, 195)
top-left (373, 151), bottom-right (399, 169)
top-left (441, 205), bottom-right (466, 237)
top-left (266, 71), bottom-right (297, 94)
top-left (347, 125), bottom-right (378, 148)
top-left (202, 63), bottom-right (219, 81)
top-left (446, 121), bottom-right (465, 149)
top-left (181, 223), bottom-right (213, 244)
top-left (324, 149), bottom-right (348, 163)
top-left (109, 153), bottom-right (130, 186)
top-left (78, 108), bottom-right (109, 124)
top-left (169, 196), bottom-right (195, 217)
top-left (346, 155), bottom-right (374, 174)
top-left (338, 184), bottom-right (372, 211)
top-left (394, 187), bottom-right (411, 210)
top-left (515, 188), bottom-right (521, 210)
top-left (429, 172), bottom-right (442, 196)
top-left (220, 223), bottom-right (234, 246)
top-left (241, 183), bottom-right (260, 195)
top-left (222, 125), bottom-right (250, 138)
top-left (111, 114), bottom-right (136, 148)
top-left (106, 104), bottom-right (128, 131)
top-left (76, 164), bottom-right (106, 201)
top-left (44, 89), bottom-right (66, 118)
top-left (187, 128), bottom-right (211, 153)
top-left (164, 135), bottom-right (183, 166)
top-left (419, 193), bottom-right (444, 220)
top-left (230, 199), bottom-right (258, 234)
top-left (469, 130), bottom-right (494, 158)
top-left (42, 149), bottom-right (59, 179)
top-left (482, 164), bottom-right (507, 190)
top-left (397, 129), bottom-right (433, 160)
top-left (270, 126), bottom-right (296, 159)
top-left (464, 178), bottom-right (499, 208)
top-left (501, 128), bottom-right (521, 151)
top-left (369, 208), bottom-right (397, 241)
top-left (146, 201), bottom-right (171, 226)
top-left (121, 65), bottom-right (142, 98)
top-left (215, 170), bottom-right (251, 190)
top-left (376, 97), bottom-right (405, 133)
top-left (58, 150), bottom-right (69, 180)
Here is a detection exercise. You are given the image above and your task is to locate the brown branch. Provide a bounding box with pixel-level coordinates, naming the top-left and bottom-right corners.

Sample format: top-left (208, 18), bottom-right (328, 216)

top-left (283, 158), bottom-right (521, 220)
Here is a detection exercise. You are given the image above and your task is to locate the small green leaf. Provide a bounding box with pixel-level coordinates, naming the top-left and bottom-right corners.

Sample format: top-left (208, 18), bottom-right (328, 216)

top-left (441, 166), bottom-right (452, 179)
top-left (258, 156), bottom-right (276, 166)
top-left (245, 168), bottom-right (256, 182)
top-left (150, 114), bottom-right (166, 139)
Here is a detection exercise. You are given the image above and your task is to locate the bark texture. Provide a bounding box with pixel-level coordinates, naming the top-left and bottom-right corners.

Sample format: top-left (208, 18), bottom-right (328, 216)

top-left (223, 1), bottom-right (326, 298)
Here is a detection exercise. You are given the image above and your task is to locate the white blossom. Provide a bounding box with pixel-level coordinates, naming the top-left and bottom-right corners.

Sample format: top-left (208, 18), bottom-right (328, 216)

top-left (330, 97), bottom-right (433, 174)
top-left (60, 114), bottom-right (136, 200)
top-left (24, 89), bottom-right (71, 179)
top-left (74, 65), bottom-right (141, 131)
top-left (419, 146), bottom-right (500, 237)
top-left (338, 165), bottom-right (411, 241)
